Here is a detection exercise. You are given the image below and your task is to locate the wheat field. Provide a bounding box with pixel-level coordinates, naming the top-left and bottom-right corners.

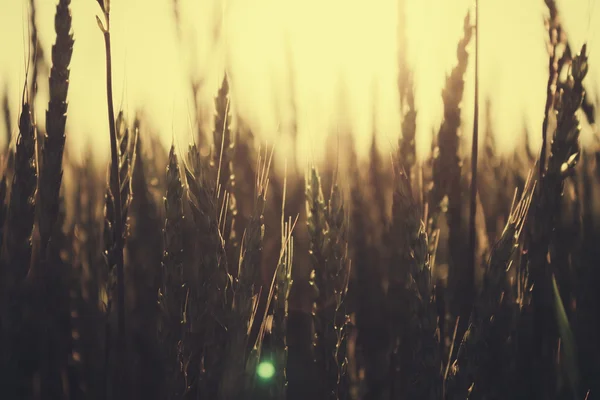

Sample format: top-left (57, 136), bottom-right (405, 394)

top-left (0, 0), bottom-right (599, 399)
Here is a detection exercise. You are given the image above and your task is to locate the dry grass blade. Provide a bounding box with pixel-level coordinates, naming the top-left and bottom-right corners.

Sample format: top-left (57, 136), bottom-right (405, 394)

top-left (95, 4), bottom-right (129, 359)
top-left (306, 166), bottom-right (327, 276)
top-left (551, 273), bottom-right (580, 399)
top-left (157, 145), bottom-right (187, 399)
top-left (95, 19), bottom-right (128, 399)
top-left (307, 166), bottom-right (352, 400)
top-left (116, 112), bottom-right (137, 233)
top-left (446, 173), bottom-right (535, 399)
top-left (103, 112), bottom-right (137, 317)
top-left (186, 143), bottom-right (221, 246)
top-left (270, 215), bottom-right (295, 399)
top-left (183, 142), bottom-right (230, 398)
top-left (254, 213), bottom-right (298, 400)
top-left (101, 111), bottom-right (137, 400)
top-left (219, 145), bottom-right (272, 399)
top-left (388, 162), bottom-right (441, 400)
top-left (212, 74), bottom-right (238, 258)
top-left (326, 182), bottom-right (352, 399)
top-left (527, 44), bottom-right (589, 400)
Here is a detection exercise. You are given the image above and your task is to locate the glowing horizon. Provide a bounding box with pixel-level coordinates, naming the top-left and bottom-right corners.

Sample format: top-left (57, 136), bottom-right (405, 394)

top-left (0, 0), bottom-right (598, 168)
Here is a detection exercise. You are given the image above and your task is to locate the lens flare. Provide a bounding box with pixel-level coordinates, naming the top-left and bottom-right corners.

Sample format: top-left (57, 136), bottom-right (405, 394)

top-left (257, 361), bottom-right (275, 380)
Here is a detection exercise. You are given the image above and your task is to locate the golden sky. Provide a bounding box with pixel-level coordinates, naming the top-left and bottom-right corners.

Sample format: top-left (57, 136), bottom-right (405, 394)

top-left (0, 0), bottom-right (598, 166)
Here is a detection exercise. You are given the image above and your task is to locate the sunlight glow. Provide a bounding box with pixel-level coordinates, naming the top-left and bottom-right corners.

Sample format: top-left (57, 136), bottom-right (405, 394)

top-left (0, 0), bottom-right (598, 166)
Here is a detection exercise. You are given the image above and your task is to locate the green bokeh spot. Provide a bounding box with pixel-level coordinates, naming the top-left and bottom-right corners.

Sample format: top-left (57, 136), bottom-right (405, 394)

top-left (257, 361), bottom-right (275, 380)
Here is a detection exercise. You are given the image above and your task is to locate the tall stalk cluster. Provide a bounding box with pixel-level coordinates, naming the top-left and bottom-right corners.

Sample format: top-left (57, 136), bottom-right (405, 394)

top-left (306, 167), bottom-right (351, 400)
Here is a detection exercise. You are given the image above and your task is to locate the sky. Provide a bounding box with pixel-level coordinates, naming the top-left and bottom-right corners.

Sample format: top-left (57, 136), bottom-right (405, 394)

top-left (0, 0), bottom-right (598, 167)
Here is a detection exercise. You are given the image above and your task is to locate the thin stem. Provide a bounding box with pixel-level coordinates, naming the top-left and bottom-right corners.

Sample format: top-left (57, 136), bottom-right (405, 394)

top-left (468, 0), bottom-right (479, 327)
top-left (443, 316), bottom-right (461, 397)
top-left (102, 18), bottom-right (125, 340)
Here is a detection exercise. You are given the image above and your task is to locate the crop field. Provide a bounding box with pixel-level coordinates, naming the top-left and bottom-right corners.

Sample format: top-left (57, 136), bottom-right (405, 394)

top-left (0, 0), bottom-right (599, 399)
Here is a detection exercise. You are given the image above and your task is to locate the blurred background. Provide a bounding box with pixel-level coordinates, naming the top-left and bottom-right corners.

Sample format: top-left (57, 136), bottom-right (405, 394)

top-left (0, 0), bottom-right (598, 168)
